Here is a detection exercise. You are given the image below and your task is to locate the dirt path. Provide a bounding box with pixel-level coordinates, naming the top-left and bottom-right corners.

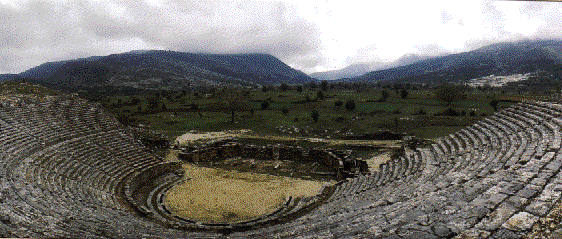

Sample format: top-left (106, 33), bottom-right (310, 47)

top-left (174, 130), bottom-right (402, 148)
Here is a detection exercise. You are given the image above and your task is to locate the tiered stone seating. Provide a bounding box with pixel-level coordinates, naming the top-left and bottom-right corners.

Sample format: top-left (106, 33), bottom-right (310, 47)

top-left (223, 101), bottom-right (562, 238)
top-left (4, 95), bottom-right (562, 238)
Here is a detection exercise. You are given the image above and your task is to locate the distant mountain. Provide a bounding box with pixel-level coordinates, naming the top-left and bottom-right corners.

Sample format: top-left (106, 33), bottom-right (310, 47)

top-left (348, 39), bottom-right (562, 85)
top-left (17, 51), bottom-right (313, 90)
top-left (0, 74), bottom-right (17, 82)
top-left (310, 54), bottom-right (435, 81)
top-left (310, 63), bottom-right (381, 81)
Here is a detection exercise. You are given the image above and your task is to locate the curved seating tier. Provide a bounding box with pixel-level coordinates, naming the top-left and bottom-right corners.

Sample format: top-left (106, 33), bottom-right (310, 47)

top-left (2, 96), bottom-right (562, 238)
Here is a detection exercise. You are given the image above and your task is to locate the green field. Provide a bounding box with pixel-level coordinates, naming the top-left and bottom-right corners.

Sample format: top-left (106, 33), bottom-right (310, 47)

top-left (87, 86), bottom-right (546, 140)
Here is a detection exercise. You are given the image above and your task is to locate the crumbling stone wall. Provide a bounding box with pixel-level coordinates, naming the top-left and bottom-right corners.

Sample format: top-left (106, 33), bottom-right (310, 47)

top-left (178, 143), bottom-right (351, 180)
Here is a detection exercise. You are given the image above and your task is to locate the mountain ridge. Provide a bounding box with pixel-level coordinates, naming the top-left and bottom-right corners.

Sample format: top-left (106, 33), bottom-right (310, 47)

top-left (347, 39), bottom-right (562, 85)
top-left (16, 50), bottom-right (314, 90)
top-left (310, 54), bottom-right (435, 81)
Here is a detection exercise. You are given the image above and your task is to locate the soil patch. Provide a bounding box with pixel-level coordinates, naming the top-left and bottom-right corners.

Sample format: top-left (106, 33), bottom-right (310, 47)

top-left (164, 163), bottom-right (331, 223)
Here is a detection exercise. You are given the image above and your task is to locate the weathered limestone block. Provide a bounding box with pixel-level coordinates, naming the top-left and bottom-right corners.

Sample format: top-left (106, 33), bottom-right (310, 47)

top-left (502, 212), bottom-right (538, 231)
top-left (516, 184), bottom-right (541, 199)
top-left (453, 228), bottom-right (491, 239)
top-left (526, 200), bottom-right (553, 217)
top-left (475, 203), bottom-right (517, 231)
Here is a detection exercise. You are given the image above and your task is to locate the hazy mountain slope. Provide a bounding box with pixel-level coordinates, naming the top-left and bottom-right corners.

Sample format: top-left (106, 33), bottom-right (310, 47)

top-left (310, 54), bottom-right (435, 81)
top-left (0, 74), bottom-right (17, 82)
top-left (350, 39), bottom-right (562, 85)
top-left (310, 63), bottom-right (375, 81)
top-left (18, 51), bottom-right (313, 89)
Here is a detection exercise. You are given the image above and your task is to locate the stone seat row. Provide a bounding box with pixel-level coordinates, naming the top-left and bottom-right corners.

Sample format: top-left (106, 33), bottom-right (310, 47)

top-left (4, 96), bottom-right (562, 238)
top-left (231, 101), bottom-right (562, 238)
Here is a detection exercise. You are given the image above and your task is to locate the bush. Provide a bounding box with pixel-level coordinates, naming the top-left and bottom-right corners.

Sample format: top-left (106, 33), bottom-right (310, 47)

top-left (131, 97), bottom-right (141, 105)
top-left (381, 90), bottom-right (390, 102)
top-left (316, 90), bottom-right (325, 100)
top-left (310, 110), bottom-right (319, 122)
top-left (281, 107), bottom-right (289, 115)
top-left (400, 89), bottom-right (409, 99)
top-left (490, 99), bottom-right (499, 111)
top-left (334, 116), bottom-right (346, 123)
top-left (261, 101), bottom-right (270, 110)
top-left (436, 108), bottom-right (462, 116)
top-left (190, 103), bottom-right (198, 111)
top-left (321, 80), bottom-right (329, 91)
top-left (435, 84), bottom-right (467, 105)
top-left (334, 100), bottom-right (343, 108)
top-left (443, 108), bottom-right (459, 116)
top-left (345, 99), bottom-right (356, 111)
top-left (414, 108), bottom-right (427, 115)
top-left (280, 83), bottom-right (290, 91)
top-left (469, 111), bottom-right (477, 117)
top-left (393, 109), bottom-right (401, 114)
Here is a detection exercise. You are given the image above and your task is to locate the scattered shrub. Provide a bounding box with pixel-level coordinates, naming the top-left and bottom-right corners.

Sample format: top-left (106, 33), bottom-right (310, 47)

top-left (190, 103), bottom-right (198, 111)
top-left (400, 89), bottom-right (409, 99)
top-left (381, 90), bottom-right (390, 102)
top-left (316, 90), bottom-right (325, 100)
top-left (310, 110), bottom-right (319, 122)
top-left (490, 99), bottom-right (499, 111)
top-left (435, 108), bottom-right (463, 116)
top-left (334, 100), bottom-right (343, 108)
top-left (261, 101), bottom-right (270, 110)
top-left (279, 83), bottom-right (289, 91)
top-left (334, 116), bottom-right (346, 123)
top-left (281, 107), bottom-right (289, 115)
top-left (345, 99), bottom-right (356, 111)
top-left (414, 108), bottom-right (427, 115)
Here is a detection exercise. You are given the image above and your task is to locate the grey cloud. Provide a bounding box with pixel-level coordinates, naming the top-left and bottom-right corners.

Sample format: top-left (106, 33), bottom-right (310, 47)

top-left (441, 11), bottom-right (453, 23)
top-left (522, 2), bottom-right (562, 39)
top-left (482, 0), bottom-right (508, 37)
top-left (80, 0), bottom-right (322, 65)
top-left (344, 44), bottom-right (380, 65)
top-left (0, 0), bottom-right (322, 74)
top-left (414, 43), bottom-right (451, 56)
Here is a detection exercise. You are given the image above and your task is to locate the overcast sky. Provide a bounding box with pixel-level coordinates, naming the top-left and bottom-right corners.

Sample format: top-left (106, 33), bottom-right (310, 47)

top-left (0, 0), bottom-right (561, 74)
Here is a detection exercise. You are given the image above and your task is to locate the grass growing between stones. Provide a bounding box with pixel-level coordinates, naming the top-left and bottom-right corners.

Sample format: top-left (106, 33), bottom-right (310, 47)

top-left (164, 163), bottom-right (331, 223)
